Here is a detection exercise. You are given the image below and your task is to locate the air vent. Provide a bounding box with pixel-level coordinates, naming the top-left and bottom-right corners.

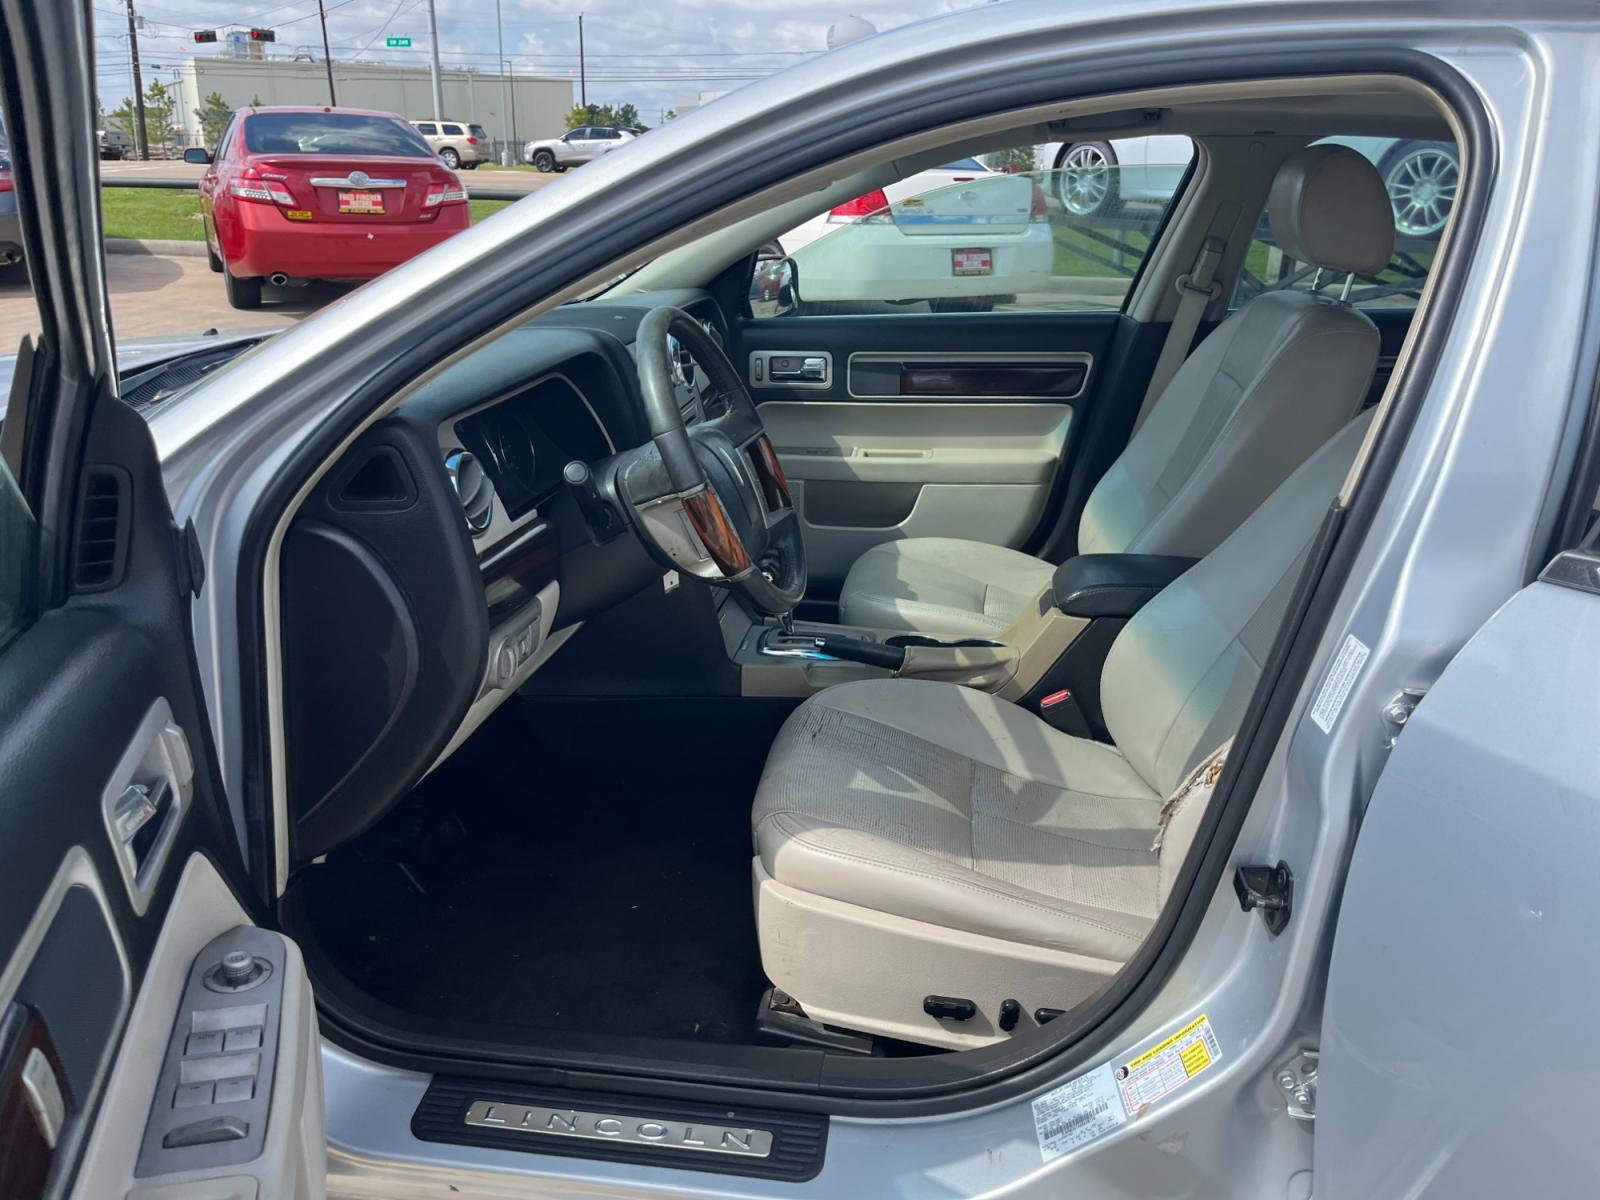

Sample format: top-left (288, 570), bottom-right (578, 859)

top-left (444, 449), bottom-right (495, 536)
top-left (73, 466), bottom-right (132, 592)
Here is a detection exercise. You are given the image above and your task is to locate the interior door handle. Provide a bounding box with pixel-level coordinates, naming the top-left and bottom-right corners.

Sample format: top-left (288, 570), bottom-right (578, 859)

top-left (101, 699), bottom-right (192, 914)
top-left (112, 779), bottom-right (170, 846)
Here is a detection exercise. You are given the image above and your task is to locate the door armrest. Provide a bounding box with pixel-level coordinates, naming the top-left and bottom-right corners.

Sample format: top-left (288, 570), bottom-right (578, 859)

top-left (1051, 554), bottom-right (1197, 619)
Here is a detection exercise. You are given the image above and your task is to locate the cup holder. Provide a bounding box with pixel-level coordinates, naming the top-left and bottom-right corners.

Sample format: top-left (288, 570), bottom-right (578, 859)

top-left (885, 635), bottom-right (1005, 649)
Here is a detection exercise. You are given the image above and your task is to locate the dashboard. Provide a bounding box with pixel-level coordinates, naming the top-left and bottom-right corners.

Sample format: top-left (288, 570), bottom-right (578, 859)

top-left (277, 288), bottom-right (731, 866)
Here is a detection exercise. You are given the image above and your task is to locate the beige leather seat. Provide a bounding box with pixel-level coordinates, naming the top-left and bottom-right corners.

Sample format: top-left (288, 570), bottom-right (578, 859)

top-left (837, 144), bottom-right (1393, 638)
top-left (752, 410), bottom-right (1372, 1048)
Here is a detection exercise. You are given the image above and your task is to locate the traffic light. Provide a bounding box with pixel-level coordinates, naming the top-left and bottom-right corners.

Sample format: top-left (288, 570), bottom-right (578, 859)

top-left (192, 29), bottom-right (217, 43)
top-left (248, 28), bottom-right (275, 42)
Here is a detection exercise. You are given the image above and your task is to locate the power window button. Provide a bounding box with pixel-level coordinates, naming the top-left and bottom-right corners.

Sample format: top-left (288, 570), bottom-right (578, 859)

top-left (163, 1115), bottom-right (249, 1148)
top-left (174, 1082), bottom-right (214, 1108)
top-left (213, 1076), bottom-right (256, 1104)
top-left (185, 1031), bottom-right (225, 1056)
top-left (222, 1026), bottom-right (263, 1052)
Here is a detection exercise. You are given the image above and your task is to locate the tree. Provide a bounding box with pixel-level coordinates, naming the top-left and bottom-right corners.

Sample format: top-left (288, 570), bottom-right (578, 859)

top-left (195, 91), bottom-right (232, 147)
top-left (987, 145), bottom-right (1037, 173)
top-left (108, 80), bottom-right (179, 154)
top-left (143, 80), bottom-right (176, 154)
top-left (564, 102), bottom-right (647, 131)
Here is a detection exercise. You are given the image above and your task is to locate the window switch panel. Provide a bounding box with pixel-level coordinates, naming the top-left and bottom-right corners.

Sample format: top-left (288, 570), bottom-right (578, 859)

top-left (222, 1026), bottom-right (262, 1052)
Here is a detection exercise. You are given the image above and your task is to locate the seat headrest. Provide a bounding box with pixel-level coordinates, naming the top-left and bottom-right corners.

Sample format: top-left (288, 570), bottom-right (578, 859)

top-left (1266, 144), bottom-right (1395, 277)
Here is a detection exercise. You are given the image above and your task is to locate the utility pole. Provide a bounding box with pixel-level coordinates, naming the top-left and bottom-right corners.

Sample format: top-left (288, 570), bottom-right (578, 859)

top-left (124, 0), bottom-right (149, 160)
top-left (316, 0), bottom-right (336, 105)
top-left (426, 0), bottom-right (444, 120)
top-left (495, 0), bottom-right (513, 164)
top-left (578, 13), bottom-right (587, 114)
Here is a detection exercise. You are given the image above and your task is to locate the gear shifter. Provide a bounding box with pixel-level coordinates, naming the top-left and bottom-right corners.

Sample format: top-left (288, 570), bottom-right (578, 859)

top-left (778, 610), bottom-right (795, 636)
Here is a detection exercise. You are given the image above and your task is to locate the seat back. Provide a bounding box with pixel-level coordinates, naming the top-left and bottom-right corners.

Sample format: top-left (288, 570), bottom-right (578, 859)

top-left (1077, 144), bottom-right (1395, 561)
top-left (1099, 409), bottom-right (1374, 798)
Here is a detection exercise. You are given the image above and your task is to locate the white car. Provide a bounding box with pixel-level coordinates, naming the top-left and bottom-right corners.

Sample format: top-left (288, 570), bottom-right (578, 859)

top-left (1042, 134), bottom-right (1459, 237)
top-left (773, 157), bottom-right (1054, 310)
top-left (522, 124), bottom-right (640, 172)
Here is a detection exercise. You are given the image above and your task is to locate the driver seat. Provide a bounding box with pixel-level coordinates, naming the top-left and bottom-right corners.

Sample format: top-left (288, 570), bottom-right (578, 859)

top-left (751, 409), bottom-right (1371, 1048)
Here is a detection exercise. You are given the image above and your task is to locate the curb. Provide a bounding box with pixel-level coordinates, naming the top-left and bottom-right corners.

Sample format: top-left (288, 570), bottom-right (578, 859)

top-left (106, 238), bottom-right (207, 258)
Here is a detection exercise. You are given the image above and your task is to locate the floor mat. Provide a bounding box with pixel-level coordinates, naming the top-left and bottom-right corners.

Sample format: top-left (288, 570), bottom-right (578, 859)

top-left (295, 697), bottom-right (797, 1044)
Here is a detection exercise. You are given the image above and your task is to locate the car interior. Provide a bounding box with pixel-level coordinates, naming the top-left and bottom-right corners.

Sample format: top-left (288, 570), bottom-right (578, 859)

top-left (266, 79), bottom-right (1456, 1084)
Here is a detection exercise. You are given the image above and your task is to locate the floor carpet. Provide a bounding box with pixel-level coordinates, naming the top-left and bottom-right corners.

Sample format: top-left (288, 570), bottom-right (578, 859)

top-left (293, 696), bottom-right (798, 1045)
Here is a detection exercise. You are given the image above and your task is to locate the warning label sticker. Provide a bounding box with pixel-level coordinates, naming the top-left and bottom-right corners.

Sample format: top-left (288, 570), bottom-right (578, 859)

top-left (1115, 1014), bottom-right (1222, 1116)
top-left (1031, 1066), bottom-right (1126, 1162)
top-left (1310, 633), bottom-right (1370, 733)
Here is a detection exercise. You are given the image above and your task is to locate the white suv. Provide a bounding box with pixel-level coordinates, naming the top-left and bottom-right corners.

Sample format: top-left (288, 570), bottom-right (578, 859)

top-left (522, 125), bottom-right (640, 172)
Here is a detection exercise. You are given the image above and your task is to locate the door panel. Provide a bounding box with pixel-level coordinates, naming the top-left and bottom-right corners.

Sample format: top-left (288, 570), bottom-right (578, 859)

top-left (1318, 577), bottom-right (1600, 1196)
top-left (734, 311), bottom-right (1125, 593)
top-left (759, 400), bottom-right (1072, 584)
top-left (0, 3), bottom-right (324, 1197)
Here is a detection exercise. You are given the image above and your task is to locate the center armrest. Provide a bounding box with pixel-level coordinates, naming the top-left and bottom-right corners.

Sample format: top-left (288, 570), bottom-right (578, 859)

top-left (1051, 554), bottom-right (1198, 619)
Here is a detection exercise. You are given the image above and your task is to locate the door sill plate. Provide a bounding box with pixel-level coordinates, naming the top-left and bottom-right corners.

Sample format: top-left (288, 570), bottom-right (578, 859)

top-left (412, 1077), bottom-right (827, 1181)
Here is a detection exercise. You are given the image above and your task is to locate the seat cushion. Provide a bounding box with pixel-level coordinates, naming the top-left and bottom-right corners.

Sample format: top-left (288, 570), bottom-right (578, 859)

top-left (836, 537), bottom-right (1056, 636)
top-left (752, 679), bottom-right (1164, 959)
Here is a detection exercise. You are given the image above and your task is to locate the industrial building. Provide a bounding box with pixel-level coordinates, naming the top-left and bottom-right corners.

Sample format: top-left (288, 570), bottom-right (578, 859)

top-left (168, 56), bottom-right (573, 154)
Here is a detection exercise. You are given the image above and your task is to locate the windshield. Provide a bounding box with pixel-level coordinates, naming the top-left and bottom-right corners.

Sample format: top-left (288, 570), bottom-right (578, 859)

top-left (243, 112), bottom-right (433, 157)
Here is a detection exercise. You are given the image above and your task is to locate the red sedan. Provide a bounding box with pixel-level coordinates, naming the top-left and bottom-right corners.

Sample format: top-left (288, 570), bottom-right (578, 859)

top-left (189, 106), bottom-right (470, 310)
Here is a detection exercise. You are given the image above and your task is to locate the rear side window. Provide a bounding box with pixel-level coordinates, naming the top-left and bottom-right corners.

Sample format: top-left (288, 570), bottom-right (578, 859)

top-left (469, 125), bottom-right (487, 139)
top-left (244, 113), bottom-right (433, 157)
top-left (1231, 136), bottom-right (1457, 313)
top-left (442, 124), bottom-right (464, 136)
top-left (938, 157), bottom-right (987, 172)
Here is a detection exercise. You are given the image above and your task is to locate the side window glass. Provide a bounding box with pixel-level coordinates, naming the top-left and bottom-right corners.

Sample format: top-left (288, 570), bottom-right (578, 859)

top-left (416, 123), bottom-right (438, 136)
top-left (441, 124), bottom-right (463, 136)
top-left (1232, 137), bottom-right (1457, 312)
top-left (751, 135), bottom-right (1193, 317)
top-left (0, 102), bottom-right (41, 652)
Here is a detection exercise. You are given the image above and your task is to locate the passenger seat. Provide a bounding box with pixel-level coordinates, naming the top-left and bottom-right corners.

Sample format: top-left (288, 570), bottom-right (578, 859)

top-left (837, 144), bottom-right (1394, 638)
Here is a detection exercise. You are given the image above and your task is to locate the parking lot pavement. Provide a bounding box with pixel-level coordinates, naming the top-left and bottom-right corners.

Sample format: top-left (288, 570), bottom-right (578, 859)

top-left (0, 255), bottom-right (347, 347)
top-left (100, 159), bottom-right (557, 196)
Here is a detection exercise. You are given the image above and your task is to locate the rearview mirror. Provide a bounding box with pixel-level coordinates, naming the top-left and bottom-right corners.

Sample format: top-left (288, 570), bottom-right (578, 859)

top-left (183, 147), bottom-right (212, 165)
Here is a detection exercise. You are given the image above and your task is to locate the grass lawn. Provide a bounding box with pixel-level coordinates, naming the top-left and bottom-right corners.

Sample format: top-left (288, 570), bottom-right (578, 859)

top-left (101, 187), bottom-right (207, 241)
top-left (475, 162), bottom-right (540, 173)
top-left (99, 187), bottom-right (514, 241)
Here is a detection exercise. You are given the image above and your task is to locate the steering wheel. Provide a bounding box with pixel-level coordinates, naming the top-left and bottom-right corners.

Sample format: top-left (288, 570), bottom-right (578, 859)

top-left (617, 305), bottom-right (806, 617)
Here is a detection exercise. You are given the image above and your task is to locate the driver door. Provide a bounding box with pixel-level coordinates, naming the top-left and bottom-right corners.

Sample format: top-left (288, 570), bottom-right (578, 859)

top-left (0, 5), bottom-right (325, 1198)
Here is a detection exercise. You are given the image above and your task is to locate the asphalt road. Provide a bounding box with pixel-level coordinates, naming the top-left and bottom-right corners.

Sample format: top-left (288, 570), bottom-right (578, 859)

top-left (0, 255), bottom-right (340, 348)
top-left (100, 159), bottom-right (557, 197)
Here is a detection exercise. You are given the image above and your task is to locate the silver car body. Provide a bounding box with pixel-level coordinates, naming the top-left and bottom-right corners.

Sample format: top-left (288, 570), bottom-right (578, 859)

top-left (8, 1), bottom-right (1599, 1196)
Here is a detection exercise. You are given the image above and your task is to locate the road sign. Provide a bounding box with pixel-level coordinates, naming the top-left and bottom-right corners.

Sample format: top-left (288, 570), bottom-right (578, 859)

top-left (386, 36), bottom-right (411, 47)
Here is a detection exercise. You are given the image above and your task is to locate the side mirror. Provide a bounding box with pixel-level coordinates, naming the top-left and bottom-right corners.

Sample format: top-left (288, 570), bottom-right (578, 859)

top-left (749, 254), bottom-right (799, 317)
top-left (183, 147), bottom-right (212, 165)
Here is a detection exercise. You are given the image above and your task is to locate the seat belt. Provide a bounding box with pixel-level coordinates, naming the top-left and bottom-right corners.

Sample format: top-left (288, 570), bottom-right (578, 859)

top-left (1133, 235), bottom-right (1226, 433)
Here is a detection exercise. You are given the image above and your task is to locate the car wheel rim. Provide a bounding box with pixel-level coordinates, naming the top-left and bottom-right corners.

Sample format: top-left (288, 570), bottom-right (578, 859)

top-left (1059, 144), bottom-right (1112, 216)
top-left (1385, 146), bottom-right (1458, 237)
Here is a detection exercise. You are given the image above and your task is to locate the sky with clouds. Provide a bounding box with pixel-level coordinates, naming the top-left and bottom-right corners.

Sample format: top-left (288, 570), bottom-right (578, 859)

top-left (93, 0), bottom-right (977, 125)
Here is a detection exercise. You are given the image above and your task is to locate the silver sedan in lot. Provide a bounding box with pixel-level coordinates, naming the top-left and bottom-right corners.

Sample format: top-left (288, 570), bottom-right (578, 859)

top-left (4, 2), bottom-right (1600, 1199)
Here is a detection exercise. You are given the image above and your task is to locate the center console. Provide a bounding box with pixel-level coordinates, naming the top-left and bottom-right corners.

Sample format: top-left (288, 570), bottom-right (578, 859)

top-left (728, 552), bottom-right (1197, 737)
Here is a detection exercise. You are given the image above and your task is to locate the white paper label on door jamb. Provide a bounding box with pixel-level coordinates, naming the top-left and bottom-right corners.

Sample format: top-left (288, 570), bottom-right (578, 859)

top-left (1310, 633), bottom-right (1370, 733)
